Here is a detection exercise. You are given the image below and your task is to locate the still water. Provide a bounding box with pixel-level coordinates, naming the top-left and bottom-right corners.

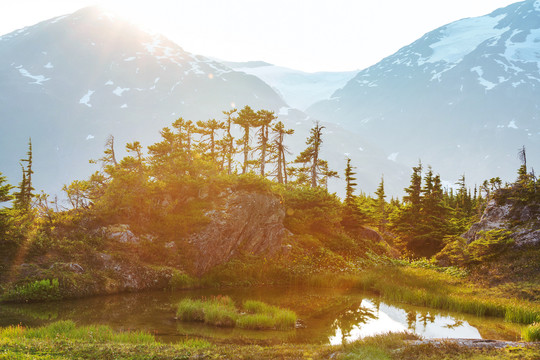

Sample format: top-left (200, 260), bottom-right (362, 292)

top-left (0, 287), bottom-right (521, 344)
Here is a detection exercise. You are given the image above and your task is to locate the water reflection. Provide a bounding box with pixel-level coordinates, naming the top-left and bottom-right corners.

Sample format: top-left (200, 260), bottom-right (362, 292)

top-left (0, 287), bottom-right (519, 345)
top-left (328, 299), bottom-right (482, 345)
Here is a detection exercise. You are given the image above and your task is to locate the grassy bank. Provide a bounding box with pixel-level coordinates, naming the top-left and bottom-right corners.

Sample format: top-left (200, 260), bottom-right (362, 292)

top-left (1, 322), bottom-right (538, 360)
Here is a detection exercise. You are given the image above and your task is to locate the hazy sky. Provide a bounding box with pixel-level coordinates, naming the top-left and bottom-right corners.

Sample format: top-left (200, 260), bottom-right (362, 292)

top-left (0, 0), bottom-right (519, 72)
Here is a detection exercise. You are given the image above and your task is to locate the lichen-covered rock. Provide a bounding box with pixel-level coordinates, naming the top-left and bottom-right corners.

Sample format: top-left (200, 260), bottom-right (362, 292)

top-left (463, 199), bottom-right (540, 246)
top-left (189, 190), bottom-right (286, 275)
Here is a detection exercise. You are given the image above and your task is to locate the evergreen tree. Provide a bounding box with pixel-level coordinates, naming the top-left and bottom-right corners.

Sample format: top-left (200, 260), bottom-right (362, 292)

top-left (344, 158), bottom-right (357, 205)
top-left (254, 110), bottom-right (276, 177)
top-left (272, 121), bottom-right (294, 184)
top-left (234, 106), bottom-right (258, 174)
top-left (13, 139), bottom-right (34, 211)
top-left (374, 175), bottom-right (386, 231)
top-left (0, 172), bottom-right (13, 235)
top-left (195, 119), bottom-right (225, 163)
top-left (222, 109), bottom-right (237, 174)
top-left (293, 122), bottom-right (329, 188)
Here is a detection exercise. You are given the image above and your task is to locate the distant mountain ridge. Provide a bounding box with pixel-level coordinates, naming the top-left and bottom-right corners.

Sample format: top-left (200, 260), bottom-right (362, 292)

top-left (308, 0), bottom-right (540, 186)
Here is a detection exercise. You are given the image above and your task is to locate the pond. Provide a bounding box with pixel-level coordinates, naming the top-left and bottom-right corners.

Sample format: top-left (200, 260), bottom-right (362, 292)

top-left (0, 287), bottom-right (522, 345)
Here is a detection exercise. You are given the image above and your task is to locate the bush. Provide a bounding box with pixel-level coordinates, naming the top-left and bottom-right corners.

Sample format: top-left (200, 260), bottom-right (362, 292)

top-left (1, 279), bottom-right (61, 302)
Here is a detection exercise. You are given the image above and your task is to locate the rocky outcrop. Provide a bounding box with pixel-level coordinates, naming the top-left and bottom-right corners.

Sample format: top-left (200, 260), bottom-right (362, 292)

top-left (189, 190), bottom-right (286, 275)
top-left (463, 199), bottom-right (540, 246)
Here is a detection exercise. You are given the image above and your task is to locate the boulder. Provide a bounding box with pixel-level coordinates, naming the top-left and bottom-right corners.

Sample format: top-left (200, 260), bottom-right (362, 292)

top-left (189, 190), bottom-right (286, 275)
top-left (463, 199), bottom-right (540, 246)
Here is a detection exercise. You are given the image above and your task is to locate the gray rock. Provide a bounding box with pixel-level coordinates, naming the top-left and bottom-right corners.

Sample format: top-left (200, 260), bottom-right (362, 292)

top-left (189, 190), bottom-right (286, 275)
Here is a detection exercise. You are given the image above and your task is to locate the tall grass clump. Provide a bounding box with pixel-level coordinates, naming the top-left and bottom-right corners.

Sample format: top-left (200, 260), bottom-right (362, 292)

top-left (176, 297), bottom-right (297, 330)
top-left (176, 299), bottom-right (205, 322)
top-left (522, 323), bottom-right (540, 342)
top-left (241, 300), bottom-right (296, 330)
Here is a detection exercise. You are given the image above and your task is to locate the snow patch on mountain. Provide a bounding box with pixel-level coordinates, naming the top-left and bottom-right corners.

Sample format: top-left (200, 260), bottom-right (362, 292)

top-left (504, 28), bottom-right (540, 63)
top-left (422, 14), bottom-right (507, 64)
top-left (113, 86), bottom-right (129, 96)
top-left (44, 62), bottom-right (54, 69)
top-left (79, 90), bottom-right (95, 107)
top-left (16, 65), bottom-right (51, 85)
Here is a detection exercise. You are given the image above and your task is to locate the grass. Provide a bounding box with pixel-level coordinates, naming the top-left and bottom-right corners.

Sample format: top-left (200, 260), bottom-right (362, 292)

top-left (522, 323), bottom-right (540, 342)
top-left (0, 320), bottom-right (155, 344)
top-left (176, 296), bottom-right (297, 330)
top-left (1, 322), bottom-right (539, 360)
top-left (1, 278), bottom-right (61, 302)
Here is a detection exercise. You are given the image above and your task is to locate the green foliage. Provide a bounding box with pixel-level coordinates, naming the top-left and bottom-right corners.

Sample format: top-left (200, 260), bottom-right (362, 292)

top-left (169, 270), bottom-right (196, 290)
top-left (468, 229), bottom-right (514, 262)
top-left (1, 279), bottom-right (61, 302)
top-left (282, 185), bottom-right (342, 235)
top-left (522, 322), bottom-right (540, 342)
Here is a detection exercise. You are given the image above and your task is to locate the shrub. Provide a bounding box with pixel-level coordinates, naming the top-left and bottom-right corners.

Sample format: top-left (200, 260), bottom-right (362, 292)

top-left (468, 229), bottom-right (514, 262)
top-left (169, 271), bottom-right (195, 290)
top-left (1, 279), bottom-right (61, 302)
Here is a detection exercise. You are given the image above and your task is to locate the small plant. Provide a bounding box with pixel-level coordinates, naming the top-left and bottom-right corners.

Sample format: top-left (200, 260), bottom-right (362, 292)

top-left (522, 322), bottom-right (540, 342)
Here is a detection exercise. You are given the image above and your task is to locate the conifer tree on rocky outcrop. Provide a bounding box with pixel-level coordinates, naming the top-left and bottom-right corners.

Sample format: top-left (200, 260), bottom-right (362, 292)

top-left (234, 106), bottom-right (258, 174)
top-left (293, 122), bottom-right (331, 188)
top-left (272, 121), bottom-right (294, 184)
top-left (195, 119), bottom-right (225, 163)
top-left (254, 110), bottom-right (277, 177)
top-left (222, 109), bottom-right (237, 175)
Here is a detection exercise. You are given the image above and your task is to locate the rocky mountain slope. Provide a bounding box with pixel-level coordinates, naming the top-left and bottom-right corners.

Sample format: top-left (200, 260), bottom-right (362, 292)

top-left (308, 0), bottom-right (540, 187)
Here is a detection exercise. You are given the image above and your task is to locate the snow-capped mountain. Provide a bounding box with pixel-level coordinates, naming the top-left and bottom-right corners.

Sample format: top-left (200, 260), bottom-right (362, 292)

top-left (224, 61), bottom-right (358, 110)
top-left (308, 0), bottom-right (540, 186)
top-left (0, 6), bottom-right (407, 197)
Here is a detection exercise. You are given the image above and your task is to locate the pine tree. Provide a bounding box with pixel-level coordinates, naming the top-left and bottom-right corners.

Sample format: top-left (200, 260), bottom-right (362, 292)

top-left (195, 119), bottom-right (225, 163)
top-left (293, 122), bottom-right (329, 188)
top-left (344, 158), bottom-right (357, 205)
top-left (254, 110), bottom-right (276, 177)
top-left (222, 109), bottom-right (237, 174)
top-left (374, 175), bottom-right (386, 231)
top-left (271, 121), bottom-right (294, 184)
top-left (13, 139), bottom-right (34, 211)
top-left (234, 106), bottom-right (258, 174)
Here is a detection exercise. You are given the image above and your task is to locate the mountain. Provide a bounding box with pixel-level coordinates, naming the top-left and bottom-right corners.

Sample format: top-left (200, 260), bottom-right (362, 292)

top-left (223, 61), bottom-right (358, 110)
top-left (0, 6), bottom-right (287, 195)
top-left (308, 0), bottom-right (540, 187)
top-left (0, 6), bottom-right (406, 198)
